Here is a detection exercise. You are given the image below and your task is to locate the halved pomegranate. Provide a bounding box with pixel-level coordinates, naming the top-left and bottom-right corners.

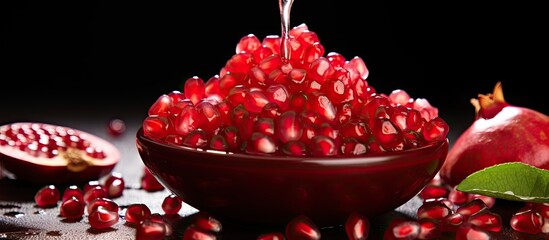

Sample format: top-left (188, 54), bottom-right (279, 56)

top-left (0, 122), bottom-right (120, 185)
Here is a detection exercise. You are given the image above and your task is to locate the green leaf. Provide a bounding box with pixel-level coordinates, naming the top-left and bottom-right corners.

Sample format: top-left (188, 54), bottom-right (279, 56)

top-left (456, 162), bottom-right (549, 203)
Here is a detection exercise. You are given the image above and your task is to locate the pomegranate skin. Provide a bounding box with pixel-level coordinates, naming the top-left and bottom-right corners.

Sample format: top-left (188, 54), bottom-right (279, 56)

top-left (440, 96), bottom-right (549, 187)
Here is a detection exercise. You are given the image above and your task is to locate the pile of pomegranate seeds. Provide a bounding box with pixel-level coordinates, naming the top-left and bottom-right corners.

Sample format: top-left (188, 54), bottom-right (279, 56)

top-left (142, 23), bottom-right (449, 156)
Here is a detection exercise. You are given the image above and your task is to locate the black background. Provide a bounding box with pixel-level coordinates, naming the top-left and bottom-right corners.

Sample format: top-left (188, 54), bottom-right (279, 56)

top-left (1, 1), bottom-right (547, 139)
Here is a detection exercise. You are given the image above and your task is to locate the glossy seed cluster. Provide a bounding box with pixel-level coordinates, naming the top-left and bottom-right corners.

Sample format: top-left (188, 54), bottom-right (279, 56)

top-left (142, 23), bottom-right (449, 157)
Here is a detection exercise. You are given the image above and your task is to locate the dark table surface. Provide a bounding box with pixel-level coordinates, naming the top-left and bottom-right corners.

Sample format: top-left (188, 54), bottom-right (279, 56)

top-left (0, 111), bottom-right (548, 240)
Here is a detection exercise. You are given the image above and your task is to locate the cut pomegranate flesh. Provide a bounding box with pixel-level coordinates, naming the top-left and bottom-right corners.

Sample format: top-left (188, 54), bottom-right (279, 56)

top-left (0, 122), bottom-right (120, 184)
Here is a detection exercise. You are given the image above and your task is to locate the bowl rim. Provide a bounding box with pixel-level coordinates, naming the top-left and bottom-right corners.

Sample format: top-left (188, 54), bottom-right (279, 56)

top-left (136, 127), bottom-right (449, 168)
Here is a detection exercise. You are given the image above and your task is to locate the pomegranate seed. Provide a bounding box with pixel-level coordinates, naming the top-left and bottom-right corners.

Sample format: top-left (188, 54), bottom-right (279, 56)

top-left (88, 205), bottom-right (119, 229)
top-left (236, 34), bottom-right (261, 53)
top-left (448, 186), bottom-right (470, 206)
top-left (106, 118), bottom-right (126, 137)
top-left (246, 132), bottom-right (276, 154)
top-left (456, 199), bottom-right (488, 218)
top-left (371, 117), bottom-right (404, 150)
top-left (468, 210), bottom-right (502, 232)
top-left (34, 185), bottom-right (60, 208)
top-left (87, 197), bottom-right (119, 216)
top-left (143, 116), bottom-right (172, 140)
top-left (83, 185), bottom-right (108, 205)
top-left (60, 196), bottom-right (84, 219)
top-left (190, 211), bottom-right (223, 233)
top-left (389, 89), bottom-right (411, 106)
top-left (422, 117), bottom-right (450, 142)
top-left (162, 194), bottom-right (183, 215)
top-left (417, 199), bottom-right (453, 220)
top-left (307, 91), bottom-right (336, 122)
top-left (104, 171), bottom-right (125, 198)
top-left (419, 183), bottom-right (451, 200)
top-left (341, 138), bottom-right (367, 156)
top-left (310, 136), bottom-right (337, 156)
top-left (196, 101), bottom-right (222, 133)
top-left (183, 225), bottom-right (217, 240)
top-left (344, 56), bottom-right (369, 82)
top-left (282, 141), bottom-right (307, 156)
top-left (125, 203), bottom-right (152, 225)
top-left (455, 224), bottom-right (492, 240)
top-left (345, 212), bottom-right (370, 240)
top-left (62, 185), bottom-right (84, 203)
top-left (265, 84), bottom-right (291, 110)
top-left (148, 94), bottom-right (173, 117)
top-left (510, 207), bottom-right (543, 234)
top-left (468, 194), bottom-right (496, 209)
top-left (441, 213), bottom-right (465, 232)
top-left (285, 215), bottom-right (321, 240)
top-left (174, 105), bottom-right (200, 136)
top-left (148, 213), bottom-right (173, 236)
top-left (183, 129), bottom-right (209, 148)
top-left (391, 220), bottom-right (420, 239)
top-left (184, 76), bottom-right (206, 105)
top-left (257, 232), bottom-right (285, 240)
top-left (136, 218), bottom-right (167, 240)
top-left (276, 111), bottom-right (303, 143)
top-left (418, 218), bottom-right (442, 239)
top-left (141, 170), bottom-right (165, 192)
top-left (326, 52), bottom-right (346, 68)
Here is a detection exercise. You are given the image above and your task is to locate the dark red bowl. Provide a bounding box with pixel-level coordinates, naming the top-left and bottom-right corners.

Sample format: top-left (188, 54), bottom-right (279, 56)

top-left (136, 128), bottom-right (448, 226)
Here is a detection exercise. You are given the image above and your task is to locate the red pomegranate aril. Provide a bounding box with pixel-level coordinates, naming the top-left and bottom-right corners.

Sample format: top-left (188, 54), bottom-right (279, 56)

top-left (209, 135), bottom-right (228, 151)
top-left (184, 76), bottom-right (206, 105)
top-left (308, 57), bottom-right (334, 84)
top-left (442, 213), bottom-right (465, 232)
top-left (141, 175), bottom-right (165, 192)
top-left (148, 213), bottom-right (173, 236)
top-left (260, 102), bottom-right (282, 120)
top-left (510, 207), bottom-right (543, 234)
top-left (418, 218), bottom-right (442, 240)
top-left (221, 126), bottom-right (241, 151)
top-left (341, 138), bottom-right (367, 156)
top-left (320, 79), bottom-right (347, 105)
top-left (285, 215), bottom-right (321, 240)
top-left (417, 199), bottom-right (453, 220)
top-left (390, 220), bottom-right (420, 239)
top-left (148, 94), bottom-right (173, 117)
top-left (308, 91), bottom-right (337, 122)
top-left (83, 185), bottom-right (108, 205)
top-left (455, 224), bottom-right (492, 240)
top-left (183, 225), bottom-right (217, 240)
top-left (303, 42), bottom-right (325, 64)
top-left (183, 129), bottom-right (208, 148)
top-left (456, 199), bottom-right (488, 218)
top-left (287, 68), bottom-right (308, 93)
top-left (244, 89), bottom-right (270, 113)
top-left (196, 101), bottom-right (222, 133)
top-left (266, 84), bottom-right (291, 110)
top-left (88, 205), bottom-right (119, 229)
top-left (389, 89), bottom-right (411, 107)
top-left (190, 211), bottom-right (223, 233)
top-left (136, 218), bottom-right (167, 240)
top-left (174, 105), bottom-right (200, 136)
top-left (107, 118), bottom-right (126, 137)
top-left (468, 194), bottom-right (496, 209)
top-left (310, 136), bottom-right (337, 156)
top-left (419, 184), bottom-right (451, 200)
top-left (345, 212), bottom-right (370, 240)
top-left (62, 185), bottom-right (84, 203)
top-left (87, 197), bottom-right (119, 215)
top-left (247, 66), bottom-right (269, 88)
top-left (257, 232), bottom-right (285, 240)
top-left (165, 134), bottom-right (185, 146)
top-left (405, 109), bottom-right (424, 132)
top-left (237, 34), bottom-right (261, 53)
top-left (246, 132), bottom-right (276, 154)
top-left (422, 117), bottom-right (450, 142)
top-left (283, 141), bottom-right (307, 156)
top-left (467, 210), bottom-right (502, 232)
top-left (344, 56), bottom-right (369, 82)
top-left (259, 54), bottom-right (283, 74)
top-left (35, 185), bottom-right (60, 208)
top-left (262, 35), bottom-right (281, 54)
top-left (253, 46), bottom-right (274, 64)
top-left (371, 117), bottom-right (404, 150)
top-left (83, 180), bottom-right (104, 193)
top-left (125, 203), bottom-right (152, 225)
top-left (162, 194), bottom-right (183, 215)
top-left (276, 111), bottom-right (303, 143)
top-left (60, 196), bottom-right (84, 219)
top-left (143, 116), bottom-right (172, 140)
top-left (205, 75), bottom-right (222, 99)
top-left (326, 52), bottom-right (346, 68)
top-left (104, 171), bottom-right (125, 198)
top-left (448, 186), bottom-right (470, 206)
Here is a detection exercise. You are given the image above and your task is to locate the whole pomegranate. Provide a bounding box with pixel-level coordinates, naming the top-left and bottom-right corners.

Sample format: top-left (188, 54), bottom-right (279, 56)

top-left (440, 82), bottom-right (549, 186)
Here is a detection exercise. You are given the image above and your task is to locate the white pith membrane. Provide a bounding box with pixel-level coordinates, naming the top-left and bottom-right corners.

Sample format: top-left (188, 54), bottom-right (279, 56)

top-left (0, 122), bottom-right (120, 171)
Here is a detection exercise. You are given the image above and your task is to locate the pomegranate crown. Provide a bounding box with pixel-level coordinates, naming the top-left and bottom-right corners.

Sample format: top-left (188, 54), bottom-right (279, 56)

top-left (470, 81), bottom-right (509, 119)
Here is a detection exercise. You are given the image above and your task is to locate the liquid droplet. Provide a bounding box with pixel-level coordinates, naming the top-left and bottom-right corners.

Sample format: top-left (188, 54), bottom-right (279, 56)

top-left (279, 0), bottom-right (295, 63)
top-left (4, 211), bottom-right (25, 218)
top-left (46, 231), bottom-right (62, 236)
